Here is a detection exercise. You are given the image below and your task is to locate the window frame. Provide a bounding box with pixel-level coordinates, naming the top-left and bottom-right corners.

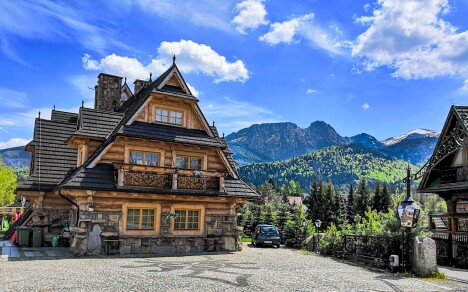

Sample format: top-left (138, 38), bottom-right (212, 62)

top-left (173, 209), bottom-right (201, 230)
top-left (126, 208), bottom-right (156, 230)
top-left (176, 155), bottom-right (203, 170)
top-left (122, 203), bottom-right (161, 235)
top-left (154, 107), bottom-right (183, 126)
top-left (129, 151), bottom-right (160, 167)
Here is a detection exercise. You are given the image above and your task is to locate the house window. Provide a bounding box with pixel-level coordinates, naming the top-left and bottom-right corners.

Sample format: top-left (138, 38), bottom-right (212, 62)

top-left (155, 109), bottom-right (168, 122)
top-left (174, 209), bottom-right (200, 230)
top-left (155, 108), bottom-right (183, 125)
top-left (176, 156), bottom-right (202, 170)
top-left (130, 151), bottom-right (159, 166)
top-left (126, 208), bottom-right (155, 230)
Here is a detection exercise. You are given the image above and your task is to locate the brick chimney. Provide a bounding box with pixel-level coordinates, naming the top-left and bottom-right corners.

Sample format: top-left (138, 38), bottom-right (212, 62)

top-left (134, 79), bottom-right (150, 95)
top-left (95, 73), bottom-right (123, 111)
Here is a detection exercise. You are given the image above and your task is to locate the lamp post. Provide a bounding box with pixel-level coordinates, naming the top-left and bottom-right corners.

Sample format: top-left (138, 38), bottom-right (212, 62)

top-left (314, 219), bottom-right (322, 253)
top-left (398, 165), bottom-right (421, 271)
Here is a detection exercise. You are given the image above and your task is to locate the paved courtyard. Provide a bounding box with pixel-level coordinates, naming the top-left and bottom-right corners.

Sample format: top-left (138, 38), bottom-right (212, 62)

top-left (1, 243), bottom-right (467, 291)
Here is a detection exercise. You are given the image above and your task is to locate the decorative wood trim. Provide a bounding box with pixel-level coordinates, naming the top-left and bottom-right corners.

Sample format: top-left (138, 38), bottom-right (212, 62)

top-left (121, 202), bottom-right (161, 236)
top-left (170, 204), bottom-right (205, 236)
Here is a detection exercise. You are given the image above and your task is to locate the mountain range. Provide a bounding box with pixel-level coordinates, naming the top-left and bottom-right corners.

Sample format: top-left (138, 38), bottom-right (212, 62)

top-left (225, 121), bottom-right (439, 166)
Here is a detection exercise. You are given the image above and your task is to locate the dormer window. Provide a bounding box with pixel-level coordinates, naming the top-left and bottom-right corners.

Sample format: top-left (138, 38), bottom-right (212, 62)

top-left (155, 108), bottom-right (183, 125)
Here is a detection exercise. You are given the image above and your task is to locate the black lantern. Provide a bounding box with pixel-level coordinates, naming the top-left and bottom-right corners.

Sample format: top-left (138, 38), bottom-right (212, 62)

top-left (314, 219), bottom-right (322, 229)
top-left (398, 196), bottom-right (421, 228)
top-left (398, 165), bottom-right (421, 228)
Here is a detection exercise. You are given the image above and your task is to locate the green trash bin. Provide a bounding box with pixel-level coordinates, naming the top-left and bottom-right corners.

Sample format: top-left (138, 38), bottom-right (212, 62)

top-left (32, 227), bottom-right (43, 248)
top-left (17, 227), bottom-right (31, 246)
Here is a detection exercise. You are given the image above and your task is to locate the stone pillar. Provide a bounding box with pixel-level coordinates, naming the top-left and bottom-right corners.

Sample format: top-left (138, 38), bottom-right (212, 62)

top-left (412, 236), bottom-right (438, 277)
top-left (95, 73), bottom-right (123, 111)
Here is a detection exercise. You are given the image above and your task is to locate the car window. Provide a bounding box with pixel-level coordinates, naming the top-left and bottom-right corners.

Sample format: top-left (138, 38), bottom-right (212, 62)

top-left (260, 226), bottom-right (278, 233)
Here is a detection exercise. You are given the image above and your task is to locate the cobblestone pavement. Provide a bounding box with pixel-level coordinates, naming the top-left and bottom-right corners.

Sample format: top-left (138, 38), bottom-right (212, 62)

top-left (1, 244), bottom-right (467, 291)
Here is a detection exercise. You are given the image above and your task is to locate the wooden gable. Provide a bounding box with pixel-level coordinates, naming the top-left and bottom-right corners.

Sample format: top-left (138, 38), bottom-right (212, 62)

top-left (418, 106), bottom-right (468, 192)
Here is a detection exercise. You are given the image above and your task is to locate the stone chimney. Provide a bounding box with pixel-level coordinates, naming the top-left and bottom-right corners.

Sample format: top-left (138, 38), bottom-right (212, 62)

top-left (134, 79), bottom-right (150, 95)
top-left (95, 73), bottom-right (123, 111)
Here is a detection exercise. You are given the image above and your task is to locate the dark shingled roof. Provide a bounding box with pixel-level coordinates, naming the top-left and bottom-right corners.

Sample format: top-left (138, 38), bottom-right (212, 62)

top-left (17, 119), bottom-right (78, 191)
top-left (118, 122), bottom-right (225, 148)
top-left (51, 110), bottom-right (78, 124)
top-left (224, 177), bottom-right (259, 199)
top-left (74, 107), bottom-right (124, 139)
top-left (59, 163), bottom-right (116, 189)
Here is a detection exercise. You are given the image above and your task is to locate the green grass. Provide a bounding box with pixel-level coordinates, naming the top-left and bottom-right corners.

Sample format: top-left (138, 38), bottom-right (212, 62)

top-left (242, 237), bottom-right (252, 243)
top-left (428, 271), bottom-right (446, 280)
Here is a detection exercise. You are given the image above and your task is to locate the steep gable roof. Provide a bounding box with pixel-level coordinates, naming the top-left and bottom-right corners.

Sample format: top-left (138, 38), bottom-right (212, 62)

top-left (418, 105), bottom-right (468, 192)
top-left (72, 107), bottom-right (124, 139)
top-left (17, 118), bottom-right (78, 191)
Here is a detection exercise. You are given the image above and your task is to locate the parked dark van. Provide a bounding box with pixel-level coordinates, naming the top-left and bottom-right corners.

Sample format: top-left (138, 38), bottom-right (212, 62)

top-left (252, 224), bottom-right (280, 248)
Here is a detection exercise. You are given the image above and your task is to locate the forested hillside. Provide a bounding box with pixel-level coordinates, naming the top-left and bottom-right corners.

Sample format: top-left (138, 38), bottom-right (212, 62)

top-left (238, 144), bottom-right (419, 190)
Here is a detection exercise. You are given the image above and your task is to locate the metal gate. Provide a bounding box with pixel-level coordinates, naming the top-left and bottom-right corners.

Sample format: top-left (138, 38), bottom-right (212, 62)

top-left (431, 233), bottom-right (468, 268)
top-left (343, 234), bottom-right (412, 270)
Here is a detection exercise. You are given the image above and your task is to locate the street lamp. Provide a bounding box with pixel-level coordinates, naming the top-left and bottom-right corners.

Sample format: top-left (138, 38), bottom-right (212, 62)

top-left (314, 219), bottom-right (322, 253)
top-left (398, 165), bottom-right (421, 271)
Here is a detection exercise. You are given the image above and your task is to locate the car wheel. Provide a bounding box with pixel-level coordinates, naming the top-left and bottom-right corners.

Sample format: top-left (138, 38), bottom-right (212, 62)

top-left (252, 239), bottom-right (256, 247)
top-left (276, 244), bottom-right (280, 248)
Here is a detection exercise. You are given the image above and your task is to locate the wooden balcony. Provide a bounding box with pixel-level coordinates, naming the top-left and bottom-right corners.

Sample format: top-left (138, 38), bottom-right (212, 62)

top-left (113, 163), bottom-right (225, 192)
top-left (440, 165), bottom-right (468, 184)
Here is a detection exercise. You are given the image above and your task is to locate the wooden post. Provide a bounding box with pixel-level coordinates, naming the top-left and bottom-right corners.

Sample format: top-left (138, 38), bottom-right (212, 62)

top-left (172, 173), bottom-right (178, 190)
top-left (219, 176), bottom-right (225, 192)
top-left (118, 169), bottom-right (124, 187)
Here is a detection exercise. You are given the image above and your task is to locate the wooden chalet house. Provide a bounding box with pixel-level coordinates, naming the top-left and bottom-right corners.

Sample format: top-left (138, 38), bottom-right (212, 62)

top-left (16, 59), bottom-right (259, 255)
top-left (418, 106), bottom-right (468, 235)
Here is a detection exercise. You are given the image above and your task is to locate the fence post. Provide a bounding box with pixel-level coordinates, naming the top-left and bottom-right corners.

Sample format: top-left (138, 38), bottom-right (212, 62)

top-left (448, 233), bottom-right (453, 266)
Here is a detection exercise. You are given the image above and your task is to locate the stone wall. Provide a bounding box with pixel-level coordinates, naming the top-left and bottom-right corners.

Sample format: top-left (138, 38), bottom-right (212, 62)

top-left (68, 210), bottom-right (242, 256)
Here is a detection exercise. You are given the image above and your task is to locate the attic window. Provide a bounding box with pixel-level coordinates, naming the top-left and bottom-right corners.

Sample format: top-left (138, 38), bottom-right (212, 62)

top-left (155, 108), bottom-right (183, 125)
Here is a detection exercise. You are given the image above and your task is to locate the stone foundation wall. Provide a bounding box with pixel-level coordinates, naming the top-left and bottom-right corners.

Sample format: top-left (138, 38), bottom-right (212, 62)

top-left (68, 210), bottom-right (242, 256)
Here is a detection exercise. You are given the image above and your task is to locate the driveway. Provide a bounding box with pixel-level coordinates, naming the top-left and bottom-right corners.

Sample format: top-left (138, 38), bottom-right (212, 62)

top-left (1, 243), bottom-right (466, 291)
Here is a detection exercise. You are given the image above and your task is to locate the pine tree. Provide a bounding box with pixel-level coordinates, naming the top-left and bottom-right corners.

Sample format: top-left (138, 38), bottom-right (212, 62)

top-left (323, 181), bottom-right (335, 229)
top-left (332, 189), bottom-right (346, 226)
top-left (380, 182), bottom-right (393, 213)
top-left (305, 177), bottom-right (319, 221)
top-left (355, 177), bottom-right (371, 217)
top-left (347, 184), bottom-right (356, 223)
top-left (372, 181), bottom-right (382, 211)
top-left (264, 204), bottom-right (277, 225)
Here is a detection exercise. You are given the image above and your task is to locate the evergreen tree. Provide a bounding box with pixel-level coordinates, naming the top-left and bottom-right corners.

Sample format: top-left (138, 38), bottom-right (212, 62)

top-left (305, 177), bottom-right (319, 221)
top-left (347, 184), bottom-right (356, 223)
top-left (276, 203), bottom-right (290, 242)
top-left (323, 181), bottom-right (335, 229)
top-left (333, 190), bottom-right (346, 226)
top-left (263, 204), bottom-right (277, 225)
top-left (355, 177), bottom-right (371, 217)
top-left (380, 182), bottom-right (393, 213)
top-left (372, 181), bottom-right (382, 211)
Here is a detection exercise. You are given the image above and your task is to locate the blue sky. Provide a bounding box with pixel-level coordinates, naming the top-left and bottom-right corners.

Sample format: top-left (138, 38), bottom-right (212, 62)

top-left (0, 0), bottom-right (467, 149)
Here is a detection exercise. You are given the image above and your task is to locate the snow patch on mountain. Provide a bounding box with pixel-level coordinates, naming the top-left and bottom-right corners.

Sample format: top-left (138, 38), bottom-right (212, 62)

top-left (382, 129), bottom-right (440, 146)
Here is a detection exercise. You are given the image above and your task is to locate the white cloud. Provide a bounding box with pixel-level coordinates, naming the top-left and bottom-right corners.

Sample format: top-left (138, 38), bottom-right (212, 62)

top-left (0, 88), bottom-right (28, 108)
top-left (260, 14), bottom-right (314, 45)
top-left (259, 13), bottom-right (346, 54)
top-left (186, 83), bottom-right (201, 97)
top-left (0, 119), bottom-right (14, 126)
top-left (0, 138), bottom-right (31, 150)
top-left (0, 1), bottom-right (128, 63)
top-left (200, 97), bottom-right (282, 135)
top-left (83, 40), bottom-right (249, 83)
top-left (362, 103), bottom-right (370, 110)
top-left (463, 79), bottom-right (468, 91)
top-left (232, 0), bottom-right (268, 34)
top-left (352, 0), bottom-right (468, 79)
top-left (306, 89), bottom-right (320, 94)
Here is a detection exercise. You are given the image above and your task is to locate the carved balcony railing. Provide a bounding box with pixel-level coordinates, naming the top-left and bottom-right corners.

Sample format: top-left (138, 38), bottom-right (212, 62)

top-left (124, 171), bottom-right (172, 189)
top-left (177, 176), bottom-right (220, 191)
top-left (440, 165), bottom-right (468, 184)
top-left (114, 163), bottom-right (225, 192)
